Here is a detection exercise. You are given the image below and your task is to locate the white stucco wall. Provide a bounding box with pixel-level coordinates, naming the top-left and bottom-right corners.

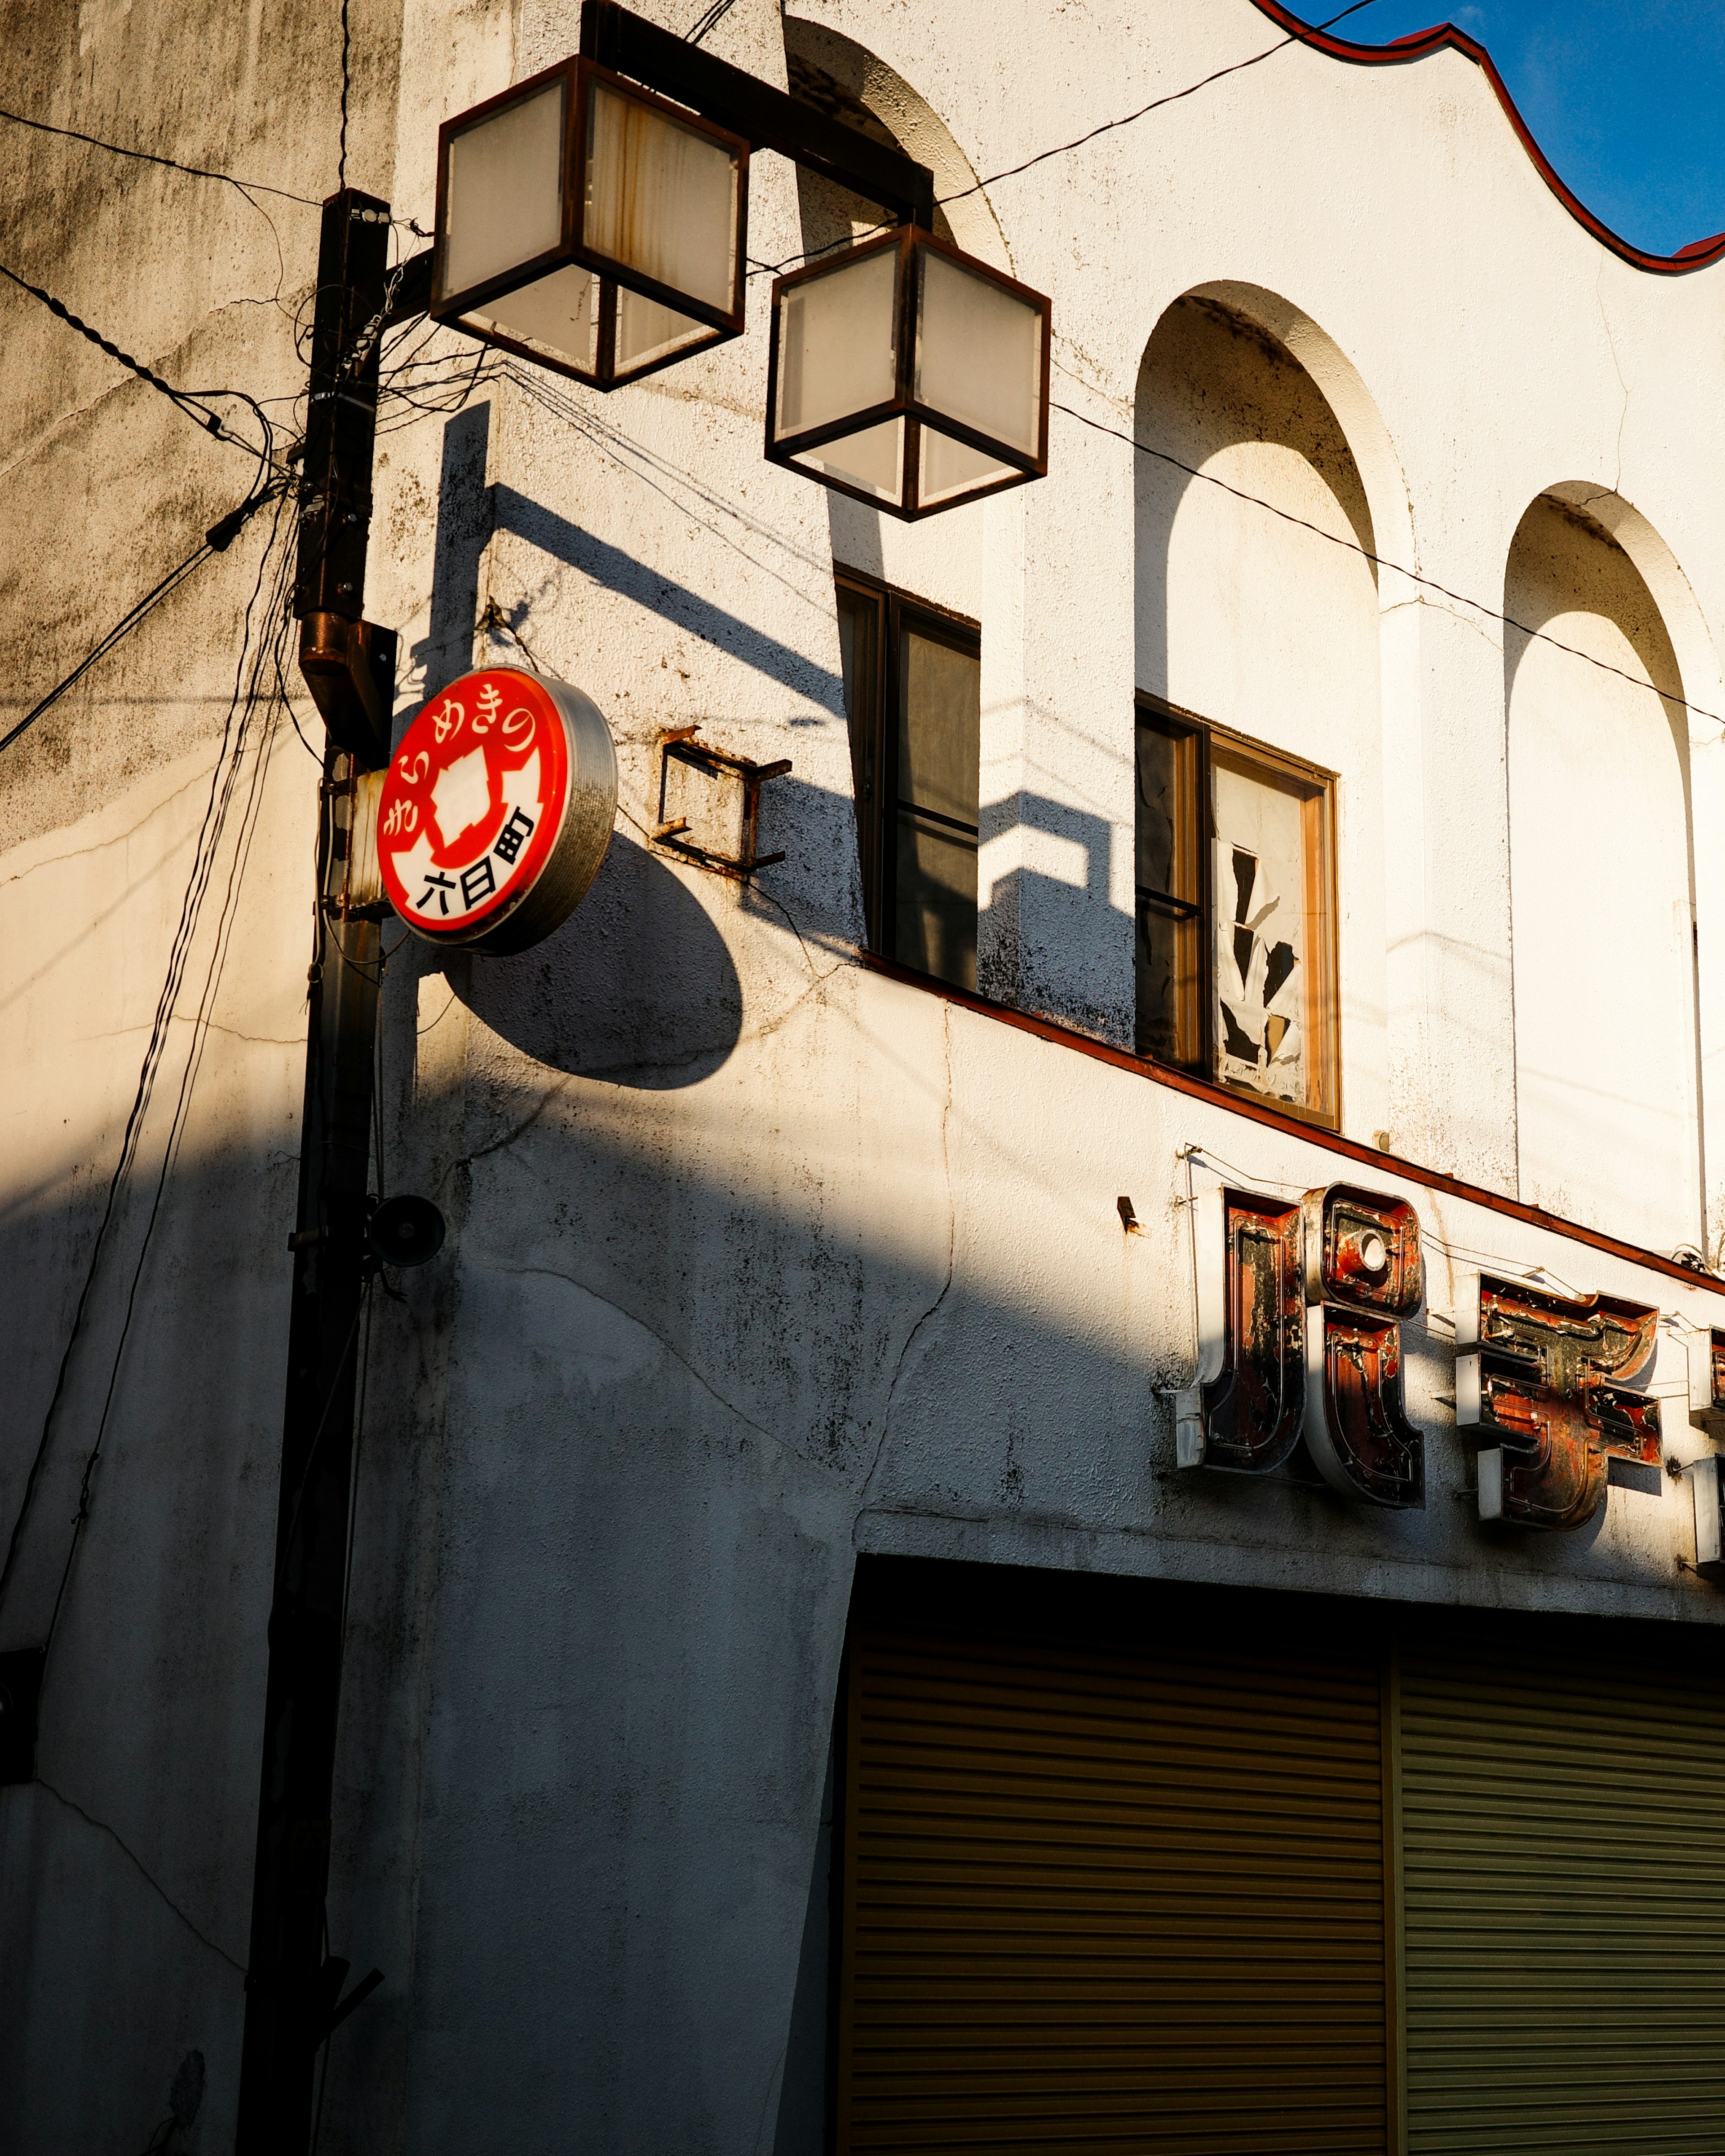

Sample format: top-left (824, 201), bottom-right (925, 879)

top-left (5, 0), bottom-right (1725, 2148)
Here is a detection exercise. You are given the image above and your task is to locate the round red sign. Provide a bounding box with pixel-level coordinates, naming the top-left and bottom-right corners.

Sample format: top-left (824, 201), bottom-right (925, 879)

top-left (376, 666), bottom-right (616, 955)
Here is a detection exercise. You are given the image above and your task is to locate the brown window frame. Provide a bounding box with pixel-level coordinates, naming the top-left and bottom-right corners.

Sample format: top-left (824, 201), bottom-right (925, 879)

top-left (1136, 692), bottom-right (1340, 1131)
top-left (836, 568), bottom-right (982, 979)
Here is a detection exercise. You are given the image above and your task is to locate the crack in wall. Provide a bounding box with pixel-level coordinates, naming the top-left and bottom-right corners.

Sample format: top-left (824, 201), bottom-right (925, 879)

top-left (497, 1263), bottom-right (814, 1471)
top-left (857, 1003), bottom-right (956, 1513)
top-left (32, 1776), bottom-right (246, 1976)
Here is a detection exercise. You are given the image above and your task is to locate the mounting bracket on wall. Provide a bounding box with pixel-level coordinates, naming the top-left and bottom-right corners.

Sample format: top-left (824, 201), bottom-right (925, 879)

top-left (652, 725), bottom-right (790, 880)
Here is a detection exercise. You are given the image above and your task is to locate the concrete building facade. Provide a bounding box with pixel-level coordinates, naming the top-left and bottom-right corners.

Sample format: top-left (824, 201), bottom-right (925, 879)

top-left (4, 0), bottom-right (1725, 2148)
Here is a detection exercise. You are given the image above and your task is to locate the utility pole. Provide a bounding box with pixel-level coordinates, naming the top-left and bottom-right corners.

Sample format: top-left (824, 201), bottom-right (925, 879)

top-left (235, 186), bottom-right (398, 2153)
top-left (229, 20), bottom-right (991, 2143)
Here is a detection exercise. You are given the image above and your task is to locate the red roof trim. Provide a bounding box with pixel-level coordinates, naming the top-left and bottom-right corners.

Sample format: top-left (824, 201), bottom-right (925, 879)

top-left (857, 950), bottom-right (1725, 1299)
top-left (1248, 3), bottom-right (1725, 277)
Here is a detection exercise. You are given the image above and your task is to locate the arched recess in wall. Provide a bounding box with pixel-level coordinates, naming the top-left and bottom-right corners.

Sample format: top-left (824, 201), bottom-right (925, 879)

top-left (1504, 489), bottom-right (1712, 1254)
top-left (1134, 283), bottom-right (1411, 1137)
top-left (780, 17), bottom-right (1011, 271)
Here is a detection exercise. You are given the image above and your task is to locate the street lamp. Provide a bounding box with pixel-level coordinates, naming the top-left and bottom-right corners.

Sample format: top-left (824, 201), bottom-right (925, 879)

top-left (426, 2), bottom-right (1053, 516)
top-left (431, 55), bottom-right (748, 388)
top-left (765, 225), bottom-right (1050, 519)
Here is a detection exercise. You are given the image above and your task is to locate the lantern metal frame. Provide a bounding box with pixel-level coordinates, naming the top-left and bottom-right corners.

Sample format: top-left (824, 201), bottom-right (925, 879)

top-left (429, 52), bottom-right (750, 389)
top-left (764, 224), bottom-right (1053, 521)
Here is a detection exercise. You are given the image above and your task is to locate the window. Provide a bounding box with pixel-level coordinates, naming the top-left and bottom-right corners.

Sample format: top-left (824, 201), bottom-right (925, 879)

top-left (1136, 696), bottom-right (1338, 1125)
top-left (836, 571), bottom-right (981, 992)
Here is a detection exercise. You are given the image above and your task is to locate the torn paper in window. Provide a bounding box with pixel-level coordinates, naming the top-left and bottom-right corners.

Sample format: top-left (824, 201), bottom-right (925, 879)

top-left (1213, 760), bottom-right (1304, 1105)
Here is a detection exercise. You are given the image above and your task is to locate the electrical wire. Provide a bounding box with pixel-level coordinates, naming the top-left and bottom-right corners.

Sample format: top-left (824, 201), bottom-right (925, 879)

top-left (685, 0), bottom-right (739, 42)
top-left (748, 0), bottom-right (1389, 278)
top-left (338, 0), bottom-right (352, 189)
top-left (1052, 398), bottom-right (1725, 734)
top-left (0, 102), bottom-right (319, 205)
top-left (945, 0), bottom-right (1386, 211)
top-left (0, 502), bottom-right (293, 1635)
top-left (0, 107), bottom-right (305, 310)
top-left (0, 482), bottom-right (285, 759)
top-left (372, 336), bottom-right (499, 436)
top-left (1177, 1140), bottom-right (1676, 1305)
top-left (0, 261), bottom-right (278, 468)
top-left (42, 509), bottom-right (296, 1652)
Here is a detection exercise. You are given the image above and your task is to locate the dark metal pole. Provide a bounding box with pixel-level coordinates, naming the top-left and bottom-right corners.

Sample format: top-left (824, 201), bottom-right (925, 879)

top-left (580, 0), bottom-right (936, 227)
top-left (235, 188), bottom-right (394, 2155)
top-left (231, 51), bottom-right (929, 2141)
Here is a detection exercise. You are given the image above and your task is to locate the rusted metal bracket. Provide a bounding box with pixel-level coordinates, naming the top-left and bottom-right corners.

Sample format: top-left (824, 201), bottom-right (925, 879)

top-left (581, 0), bottom-right (935, 227)
top-left (298, 612), bottom-right (398, 772)
top-left (651, 725), bottom-right (790, 881)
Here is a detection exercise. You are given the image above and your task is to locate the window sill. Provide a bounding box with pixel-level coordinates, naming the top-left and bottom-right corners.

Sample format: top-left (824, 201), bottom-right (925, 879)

top-left (855, 949), bottom-right (1725, 1301)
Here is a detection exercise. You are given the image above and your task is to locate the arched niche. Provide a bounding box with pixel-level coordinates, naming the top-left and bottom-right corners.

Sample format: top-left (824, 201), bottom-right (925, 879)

top-left (1504, 490), bottom-right (1706, 1252)
top-left (780, 17), bottom-right (1011, 271)
top-left (1135, 286), bottom-right (1406, 1137)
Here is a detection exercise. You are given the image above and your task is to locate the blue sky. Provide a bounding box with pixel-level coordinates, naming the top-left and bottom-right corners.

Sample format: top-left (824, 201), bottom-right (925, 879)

top-left (1287, 1), bottom-right (1725, 256)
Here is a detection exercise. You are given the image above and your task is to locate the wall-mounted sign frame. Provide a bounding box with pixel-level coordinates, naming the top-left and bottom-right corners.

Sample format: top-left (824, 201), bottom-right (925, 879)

top-left (374, 666), bottom-right (617, 955)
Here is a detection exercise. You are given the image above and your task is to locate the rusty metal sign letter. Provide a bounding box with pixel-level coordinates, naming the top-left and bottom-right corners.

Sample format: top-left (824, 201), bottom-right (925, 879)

top-left (1455, 1274), bottom-right (1661, 1530)
top-left (1175, 1189), bottom-right (1305, 1474)
top-left (1300, 1185), bottom-right (1425, 1508)
top-left (1685, 1325), bottom-right (1725, 1439)
top-left (1682, 1327), bottom-right (1725, 1577)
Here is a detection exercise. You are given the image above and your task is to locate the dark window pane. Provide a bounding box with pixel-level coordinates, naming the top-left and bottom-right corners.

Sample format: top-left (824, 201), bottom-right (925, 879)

top-left (1135, 708), bottom-right (1203, 1065)
top-left (898, 631), bottom-right (979, 833)
top-left (1137, 722), bottom-right (1178, 896)
top-left (836, 584), bottom-right (879, 765)
top-left (1136, 900), bottom-right (1200, 1065)
top-left (895, 808), bottom-right (977, 990)
top-left (1136, 710), bottom-right (1199, 903)
top-left (836, 581), bottom-right (884, 948)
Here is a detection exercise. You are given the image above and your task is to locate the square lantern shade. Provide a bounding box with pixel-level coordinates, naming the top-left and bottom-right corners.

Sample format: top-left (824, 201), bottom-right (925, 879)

top-left (429, 56), bottom-right (748, 389)
top-left (766, 226), bottom-right (1050, 519)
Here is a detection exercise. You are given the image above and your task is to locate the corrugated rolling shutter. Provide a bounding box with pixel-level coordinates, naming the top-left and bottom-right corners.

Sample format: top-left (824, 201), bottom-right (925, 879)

top-left (839, 1625), bottom-right (1393, 2156)
top-left (1400, 1635), bottom-right (1725, 2154)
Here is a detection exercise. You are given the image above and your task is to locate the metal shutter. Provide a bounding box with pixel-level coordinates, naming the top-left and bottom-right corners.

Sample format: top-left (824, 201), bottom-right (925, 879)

top-left (838, 1625), bottom-right (1393, 2156)
top-left (1400, 1636), bottom-right (1725, 2153)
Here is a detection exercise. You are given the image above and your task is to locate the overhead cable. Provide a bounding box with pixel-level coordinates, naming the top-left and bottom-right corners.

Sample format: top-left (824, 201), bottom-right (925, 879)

top-left (941, 0), bottom-right (1387, 209)
top-left (685, 0), bottom-right (739, 43)
top-left (748, 0), bottom-right (1387, 278)
top-left (0, 484), bottom-right (283, 757)
top-left (0, 504), bottom-right (292, 1634)
top-left (0, 102), bottom-right (318, 205)
top-left (0, 260), bottom-right (277, 466)
top-left (1051, 398), bottom-right (1725, 733)
top-left (44, 509), bottom-right (296, 1654)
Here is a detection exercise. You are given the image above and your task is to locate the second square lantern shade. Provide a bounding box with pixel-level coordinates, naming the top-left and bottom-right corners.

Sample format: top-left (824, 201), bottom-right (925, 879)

top-left (430, 56), bottom-right (748, 389)
top-left (766, 227), bottom-right (1051, 519)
